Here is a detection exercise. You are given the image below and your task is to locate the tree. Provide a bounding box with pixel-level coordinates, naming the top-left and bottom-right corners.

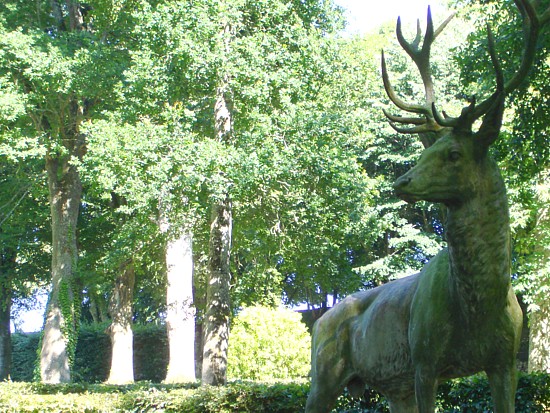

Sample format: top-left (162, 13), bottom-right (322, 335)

top-left (117, 0), bottom-right (351, 385)
top-left (0, 0), bottom-right (131, 382)
top-left (81, 95), bottom-right (211, 379)
top-left (163, 232), bottom-right (196, 382)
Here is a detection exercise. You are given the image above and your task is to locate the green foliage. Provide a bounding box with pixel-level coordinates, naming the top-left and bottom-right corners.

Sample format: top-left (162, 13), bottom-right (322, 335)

top-left (0, 373), bottom-right (548, 412)
top-left (12, 324), bottom-right (169, 383)
top-left (226, 306), bottom-right (310, 381)
top-left (71, 323), bottom-right (111, 383)
top-left (133, 323), bottom-right (169, 383)
top-left (11, 332), bottom-right (41, 382)
top-left (438, 373), bottom-right (550, 413)
top-left (59, 278), bottom-right (81, 370)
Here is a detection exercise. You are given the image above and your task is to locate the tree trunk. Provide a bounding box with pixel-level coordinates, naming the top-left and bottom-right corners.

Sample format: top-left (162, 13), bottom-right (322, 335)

top-left (528, 301), bottom-right (550, 373)
top-left (0, 290), bottom-right (11, 381)
top-left (201, 53), bottom-right (234, 385)
top-left (528, 177), bottom-right (550, 372)
top-left (201, 197), bottom-right (232, 386)
top-left (0, 247), bottom-right (15, 381)
top-left (39, 0), bottom-right (87, 372)
top-left (106, 261), bottom-right (135, 384)
top-left (164, 232), bottom-right (196, 383)
top-left (41, 155), bottom-right (82, 383)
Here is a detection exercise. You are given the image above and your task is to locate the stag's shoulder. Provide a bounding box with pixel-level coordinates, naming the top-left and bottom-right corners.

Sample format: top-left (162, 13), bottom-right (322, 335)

top-left (419, 248), bottom-right (450, 278)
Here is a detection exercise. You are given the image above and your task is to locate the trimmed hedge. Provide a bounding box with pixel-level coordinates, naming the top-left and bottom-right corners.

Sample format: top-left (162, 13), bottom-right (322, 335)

top-left (9, 326), bottom-right (550, 411)
top-left (12, 323), bottom-right (169, 383)
top-left (11, 332), bottom-right (40, 382)
top-left (0, 373), bottom-right (548, 412)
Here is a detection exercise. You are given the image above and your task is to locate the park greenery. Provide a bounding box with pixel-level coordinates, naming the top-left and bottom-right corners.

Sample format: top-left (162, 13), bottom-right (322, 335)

top-left (0, 0), bottom-right (549, 410)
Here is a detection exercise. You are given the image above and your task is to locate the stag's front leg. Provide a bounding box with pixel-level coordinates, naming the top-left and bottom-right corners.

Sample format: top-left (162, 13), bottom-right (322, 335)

top-left (415, 368), bottom-right (437, 413)
top-left (305, 340), bottom-right (350, 413)
top-left (305, 373), bottom-right (346, 413)
top-left (388, 395), bottom-right (419, 413)
top-left (487, 367), bottom-right (518, 413)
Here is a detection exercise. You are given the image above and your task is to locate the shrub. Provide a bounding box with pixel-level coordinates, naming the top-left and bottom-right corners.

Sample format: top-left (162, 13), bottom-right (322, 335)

top-left (11, 332), bottom-right (41, 382)
top-left (436, 372), bottom-right (550, 412)
top-left (72, 322), bottom-right (111, 383)
top-left (227, 306), bottom-right (311, 381)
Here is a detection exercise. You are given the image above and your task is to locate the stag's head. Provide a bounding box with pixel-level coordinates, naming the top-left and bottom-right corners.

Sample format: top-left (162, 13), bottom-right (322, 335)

top-left (385, 1), bottom-right (549, 207)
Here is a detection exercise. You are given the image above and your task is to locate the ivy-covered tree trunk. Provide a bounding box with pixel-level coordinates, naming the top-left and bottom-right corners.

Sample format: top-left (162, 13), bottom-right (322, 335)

top-left (164, 232), bottom-right (196, 382)
top-left (107, 261), bottom-right (135, 384)
top-left (41, 153), bottom-right (82, 383)
top-left (39, 0), bottom-right (87, 384)
top-left (202, 73), bottom-right (233, 386)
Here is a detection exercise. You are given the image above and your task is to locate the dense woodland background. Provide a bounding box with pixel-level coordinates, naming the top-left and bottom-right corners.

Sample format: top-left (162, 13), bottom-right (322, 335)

top-left (0, 0), bottom-right (549, 392)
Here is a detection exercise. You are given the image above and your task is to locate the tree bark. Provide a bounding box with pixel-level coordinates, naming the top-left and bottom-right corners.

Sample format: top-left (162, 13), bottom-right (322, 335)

top-left (528, 178), bottom-right (550, 372)
top-left (201, 48), bottom-right (234, 385)
top-left (0, 248), bottom-right (15, 381)
top-left (0, 288), bottom-right (11, 381)
top-left (88, 291), bottom-right (109, 324)
top-left (201, 197), bottom-right (232, 386)
top-left (529, 301), bottom-right (550, 373)
top-left (164, 232), bottom-right (196, 383)
top-left (41, 154), bottom-right (82, 383)
top-left (106, 261), bottom-right (135, 384)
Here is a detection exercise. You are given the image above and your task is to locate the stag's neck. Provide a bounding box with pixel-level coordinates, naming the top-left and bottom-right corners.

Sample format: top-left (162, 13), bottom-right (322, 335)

top-left (445, 162), bottom-right (511, 319)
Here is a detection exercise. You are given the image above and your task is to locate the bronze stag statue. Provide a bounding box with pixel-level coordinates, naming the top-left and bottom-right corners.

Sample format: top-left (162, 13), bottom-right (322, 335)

top-left (305, 1), bottom-right (550, 412)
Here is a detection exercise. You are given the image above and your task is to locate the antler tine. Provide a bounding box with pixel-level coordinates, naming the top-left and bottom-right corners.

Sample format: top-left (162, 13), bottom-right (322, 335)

top-left (395, 10), bottom-right (434, 58)
top-left (381, 51), bottom-right (432, 117)
top-left (380, 8), bottom-right (456, 143)
top-left (414, 19), bottom-right (422, 48)
top-left (432, 102), bottom-right (459, 128)
top-left (395, 7), bottom-right (455, 107)
top-left (504, 0), bottom-right (547, 95)
top-left (383, 109), bottom-right (428, 125)
top-left (387, 121), bottom-right (442, 135)
top-left (468, 24), bottom-right (504, 120)
top-left (467, 0), bottom-right (546, 123)
top-left (434, 12), bottom-right (456, 38)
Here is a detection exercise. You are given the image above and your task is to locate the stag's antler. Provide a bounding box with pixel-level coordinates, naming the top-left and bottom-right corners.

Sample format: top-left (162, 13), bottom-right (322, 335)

top-left (436, 0), bottom-right (550, 131)
top-left (382, 0), bottom-right (550, 144)
top-left (381, 7), bottom-right (454, 146)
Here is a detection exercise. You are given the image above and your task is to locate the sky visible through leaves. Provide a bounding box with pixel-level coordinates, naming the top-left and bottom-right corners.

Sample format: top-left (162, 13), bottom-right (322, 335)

top-left (336, 0), bottom-right (448, 35)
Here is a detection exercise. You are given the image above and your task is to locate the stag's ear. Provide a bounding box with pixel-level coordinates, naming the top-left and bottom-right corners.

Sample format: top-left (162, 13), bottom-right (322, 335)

top-left (474, 91), bottom-right (504, 158)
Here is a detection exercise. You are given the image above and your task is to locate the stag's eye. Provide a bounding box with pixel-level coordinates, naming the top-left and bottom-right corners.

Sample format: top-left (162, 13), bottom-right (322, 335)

top-left (449, 151), bottom-right (461, 162)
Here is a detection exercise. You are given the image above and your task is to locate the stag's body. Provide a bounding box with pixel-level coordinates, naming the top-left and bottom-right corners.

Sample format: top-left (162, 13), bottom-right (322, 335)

top-left (306, 138), bottom-right (522, 412)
